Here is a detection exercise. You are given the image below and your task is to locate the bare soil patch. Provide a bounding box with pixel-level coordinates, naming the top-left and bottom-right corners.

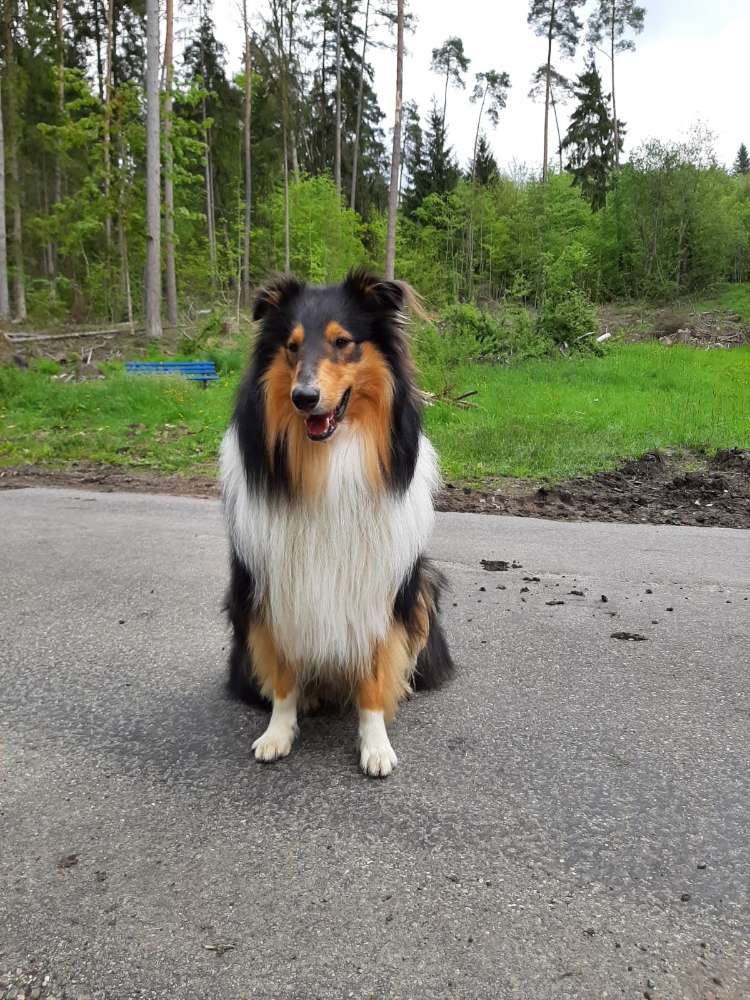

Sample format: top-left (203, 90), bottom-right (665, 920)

top-left (437, 450), bottom-right (750, 529)
top-left (598, 304), bottom-right (750, 349)
top-left (2, 450), bottom-right (749, 528)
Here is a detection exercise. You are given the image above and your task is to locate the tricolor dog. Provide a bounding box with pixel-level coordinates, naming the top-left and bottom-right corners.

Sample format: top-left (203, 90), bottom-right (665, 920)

top-left (221, 269), bottom-right (453, 777)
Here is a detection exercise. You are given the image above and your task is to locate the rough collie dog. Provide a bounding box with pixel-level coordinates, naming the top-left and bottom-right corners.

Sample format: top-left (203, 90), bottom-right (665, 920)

top-left (220, 268), bottom-right (454, 777)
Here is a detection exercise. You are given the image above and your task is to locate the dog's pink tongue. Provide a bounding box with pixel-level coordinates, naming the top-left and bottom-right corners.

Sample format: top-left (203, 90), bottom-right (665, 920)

top-left (306, 413), bottom-right (330, 437)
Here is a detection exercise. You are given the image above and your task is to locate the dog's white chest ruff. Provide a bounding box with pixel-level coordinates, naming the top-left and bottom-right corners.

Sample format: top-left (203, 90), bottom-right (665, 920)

top-left (220, 425), bottom-right (438, 673)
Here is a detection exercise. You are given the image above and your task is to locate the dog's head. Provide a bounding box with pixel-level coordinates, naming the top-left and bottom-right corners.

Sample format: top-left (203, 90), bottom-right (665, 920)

top-left (253, 268), bottom-right (417, 444)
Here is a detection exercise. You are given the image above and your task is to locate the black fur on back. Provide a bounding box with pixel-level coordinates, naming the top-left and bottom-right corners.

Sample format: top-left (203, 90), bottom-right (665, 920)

top-left (394, 557), bottom-right (455, 691)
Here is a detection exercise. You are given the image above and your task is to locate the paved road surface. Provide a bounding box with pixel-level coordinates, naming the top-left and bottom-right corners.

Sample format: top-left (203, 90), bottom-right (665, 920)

top-left (1, 488), bottom-right (749, 999)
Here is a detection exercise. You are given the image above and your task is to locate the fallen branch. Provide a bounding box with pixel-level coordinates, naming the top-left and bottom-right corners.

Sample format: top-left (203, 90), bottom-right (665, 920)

top-left (4, 329), bottom-right (123, 343)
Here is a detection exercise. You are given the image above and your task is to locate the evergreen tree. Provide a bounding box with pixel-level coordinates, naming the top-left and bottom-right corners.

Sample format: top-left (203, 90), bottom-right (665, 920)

top-left (561, 61), bottom-right (622, 210)
top-left (734, 143), bottom-right (750, 176)
top-left (471, 133), bottom-right (498, 185)
top-left (408, 100), bottom-right (459, 209)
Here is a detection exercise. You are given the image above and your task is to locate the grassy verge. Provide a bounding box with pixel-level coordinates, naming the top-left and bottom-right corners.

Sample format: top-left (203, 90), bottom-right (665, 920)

top-left (691, 282), bottom-right (750, 322)
top-left (1, 343), bottom-right (749, 483)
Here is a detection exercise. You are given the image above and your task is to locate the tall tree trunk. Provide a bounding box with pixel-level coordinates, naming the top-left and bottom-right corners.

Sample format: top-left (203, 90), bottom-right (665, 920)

top-left (145, 0), bottom-right (162, 338)
top-left (93, 0), bottom-right (104, 101)
top-left (241, 0), bottom-right (252, 308)
top-left (384, 0), bottom-right (404, 280)
top-left (198, 14), bottom-right (218, 290)
top-left (542, 0), bottom-right (555, 183)
top-left (52, 0), bottom-right (64, 277)
top-left (282, 118), bottom-right (290, 271)
top-left (552, 94), bottom-right (563, 173)
top-left (334, 0), bottom-right (342, 198)
top-left (55, 0), bottom-right (64, 204)
top-left (287, 7), bottom-right (300, 180)
top-left (466, 83), bottom-right (487, 298)
top-left (117, 127), bottom-right (134, 333)
top-left (103, 0), bottom-right (113, 251)
top-left (610, 1), bottom-right (619, 168)
top-left (320, 15), bottom-right (327, 172)
top-left (163, 0), bottom-right (178, 324)
top-left (204, 134), bottom-right (217, 285)
top-left (350, 0), bottom-right (370, 210)
top-left (3, 0), bottom-right (26, 320)
top-left (470, 84), bottom-right (487, 182)
top-left (0, 77), bottom-right (9, 322)
top-left (441, 69), bottom-right (449, 135)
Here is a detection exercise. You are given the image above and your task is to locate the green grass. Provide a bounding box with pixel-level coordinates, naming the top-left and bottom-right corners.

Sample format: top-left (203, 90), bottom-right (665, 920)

top-left (1, 343), bottom-right (749, 483)
top-left (692, 282), bottom-right (750, 323)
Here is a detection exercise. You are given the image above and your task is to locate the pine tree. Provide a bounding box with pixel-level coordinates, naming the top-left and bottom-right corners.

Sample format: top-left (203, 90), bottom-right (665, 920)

top-left (561, 61), bottom-right (622, 210)
top-left (734, 143), bottom-right (750, 176)
top-left (528, 0), bottom-right (585, 181)
top-left (385, 0), bottom-right (404, 279)
top-left (587, 0), bottom-right (645, 168)
top-left (469, 70), bottom-right (510, 181)
top-left (430, 37), bottom-right (470, 135)
top-left (408, 101), bottom-right (459, 208)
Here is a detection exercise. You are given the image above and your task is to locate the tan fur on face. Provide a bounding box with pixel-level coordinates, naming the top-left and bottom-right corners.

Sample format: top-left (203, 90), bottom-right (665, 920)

top-left (262, 351), bottom-right (329, 496)
top-left (262, 337), bottom-right (394, 497)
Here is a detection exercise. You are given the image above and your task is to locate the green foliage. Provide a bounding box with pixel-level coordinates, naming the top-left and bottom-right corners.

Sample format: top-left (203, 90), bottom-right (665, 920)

top-left (537, 243), bottom-right (600, 346)
top-left (254, 175), bottom-right (371, 283)
top-left (4, 344), bottom-right (749, 484)
top-left (562, 62), bottom-right (622, 210)
top-left (421, 343), bottom-right (750, 481)
top-left (412, 303), bottom-right (550, 392)
top-left (734, 144), bottom-right (750, 176)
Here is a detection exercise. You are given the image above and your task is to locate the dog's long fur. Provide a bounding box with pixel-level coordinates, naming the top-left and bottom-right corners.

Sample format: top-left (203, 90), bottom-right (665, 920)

top-left (220, 268), bottom-right (454, 771)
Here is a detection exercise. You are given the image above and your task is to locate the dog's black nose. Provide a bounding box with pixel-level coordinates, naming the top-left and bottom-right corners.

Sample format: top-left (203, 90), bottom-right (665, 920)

top-left (291, 386), bottom-right (320, 412)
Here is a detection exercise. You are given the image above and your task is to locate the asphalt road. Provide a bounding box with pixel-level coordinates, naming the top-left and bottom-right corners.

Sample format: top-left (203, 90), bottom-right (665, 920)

top-left (1, 488), bottom-right (749, 1000)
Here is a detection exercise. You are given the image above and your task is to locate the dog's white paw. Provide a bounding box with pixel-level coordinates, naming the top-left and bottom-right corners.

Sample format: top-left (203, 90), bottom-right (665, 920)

top-left (360, 741), bottom-right (398, 777)
top-left (358, 709), bottom-right (398, 777)
top-left (252, 726), bottom-right (295, 762)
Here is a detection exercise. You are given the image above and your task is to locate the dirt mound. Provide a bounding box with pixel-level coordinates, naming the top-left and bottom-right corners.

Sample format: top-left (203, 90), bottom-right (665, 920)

top-left (598, 305), bottom-right (750, 350)
top-left (435, 451), bottom-right (750, 529)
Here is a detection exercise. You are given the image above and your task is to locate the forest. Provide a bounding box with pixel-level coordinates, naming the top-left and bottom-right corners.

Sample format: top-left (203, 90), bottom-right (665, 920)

top-left (2, 0), bottom-right (750, 338)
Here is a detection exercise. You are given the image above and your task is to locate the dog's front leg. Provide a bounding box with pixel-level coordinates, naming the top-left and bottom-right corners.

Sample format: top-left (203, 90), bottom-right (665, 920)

top-left (357, 629), bottom-right (410, 778)
top-left (249, 623), bottom-right (298, 762)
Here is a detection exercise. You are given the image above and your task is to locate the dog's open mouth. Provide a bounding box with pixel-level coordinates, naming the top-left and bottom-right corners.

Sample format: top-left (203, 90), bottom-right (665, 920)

top-left (304, 388), bottom-right (351, 441)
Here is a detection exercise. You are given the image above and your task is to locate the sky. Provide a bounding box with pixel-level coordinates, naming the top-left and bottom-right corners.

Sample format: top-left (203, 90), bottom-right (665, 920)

top-left (212, 0), bottom-right (750, 174)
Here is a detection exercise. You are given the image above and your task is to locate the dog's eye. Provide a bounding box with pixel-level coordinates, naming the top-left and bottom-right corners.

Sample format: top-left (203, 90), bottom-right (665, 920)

top-left (287, 341), bottom-right (299, 353)
top-left (335, 337), bottom-right (351, 349)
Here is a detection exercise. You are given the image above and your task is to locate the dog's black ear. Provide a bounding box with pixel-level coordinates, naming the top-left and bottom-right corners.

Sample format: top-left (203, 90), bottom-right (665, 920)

top-left (253, 275), bottom-right (304, 321)
top-left (344, 267), bottom-right (421, 315)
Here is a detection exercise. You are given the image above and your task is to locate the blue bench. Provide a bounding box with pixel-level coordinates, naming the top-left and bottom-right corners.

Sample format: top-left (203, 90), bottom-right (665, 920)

top-left (125, 360), bottom-right (219, 387)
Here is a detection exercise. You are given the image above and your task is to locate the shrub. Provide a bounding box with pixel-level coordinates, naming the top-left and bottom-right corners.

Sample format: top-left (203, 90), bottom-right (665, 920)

top-left (538, 243), bottom-right (600, 348)
top-left (412, 302), bottom-right (551, 385)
